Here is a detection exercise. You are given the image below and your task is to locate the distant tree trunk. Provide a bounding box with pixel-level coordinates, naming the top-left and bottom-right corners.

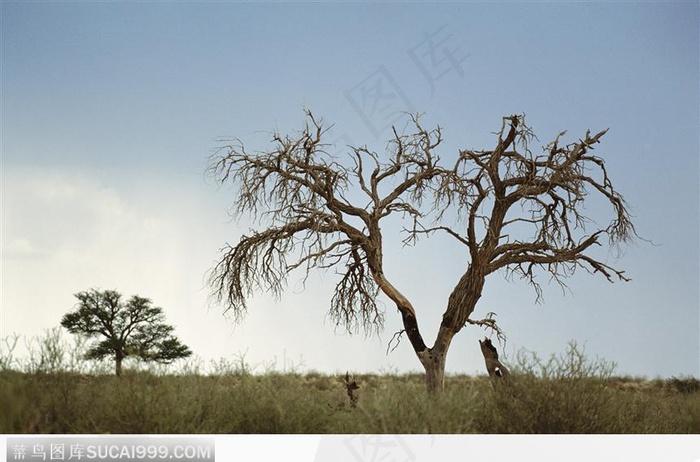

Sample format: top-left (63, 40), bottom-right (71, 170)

top-left (115, 351), bottom-right (124, 377)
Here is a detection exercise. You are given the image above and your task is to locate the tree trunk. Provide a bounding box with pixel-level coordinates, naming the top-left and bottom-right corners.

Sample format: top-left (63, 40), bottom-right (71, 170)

top-left (374, 263), bottom-right (483, 394)
top-left (415, 264), bottom-right (485, 393)
top-left (421, 348), bottom-right (447, 393)
top-left (418, 326), bottom-right (456, 393)
top-left (115, 353), bottom-right (123, 377)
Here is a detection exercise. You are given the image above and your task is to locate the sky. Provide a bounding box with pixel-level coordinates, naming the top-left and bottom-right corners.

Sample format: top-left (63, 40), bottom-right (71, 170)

top-left (1, 1), bottom-right (698, 379)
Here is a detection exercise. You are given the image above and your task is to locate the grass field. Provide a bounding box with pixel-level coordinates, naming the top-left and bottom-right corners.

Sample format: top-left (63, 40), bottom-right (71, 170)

top-left (2, 331), bottom-right (699, 434)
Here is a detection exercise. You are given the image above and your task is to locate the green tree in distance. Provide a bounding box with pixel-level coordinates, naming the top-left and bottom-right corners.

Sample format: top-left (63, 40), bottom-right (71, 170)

top-left (61, 289), bottom-right (192, 376)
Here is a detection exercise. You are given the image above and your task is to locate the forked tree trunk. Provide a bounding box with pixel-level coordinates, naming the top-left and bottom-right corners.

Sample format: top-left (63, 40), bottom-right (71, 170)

top-left (419, 326), bottom-right (456, 393)
top-left (418, 266), bottom-right (486, 393)
top-left (375, 260), bottom-right (484, 393)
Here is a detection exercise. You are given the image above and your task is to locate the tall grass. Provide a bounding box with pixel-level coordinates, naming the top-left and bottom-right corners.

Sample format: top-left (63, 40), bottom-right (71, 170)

top-left (1, 333), bottom-right (698, 433)
top-left (471, 342), bottom-right (699, 433)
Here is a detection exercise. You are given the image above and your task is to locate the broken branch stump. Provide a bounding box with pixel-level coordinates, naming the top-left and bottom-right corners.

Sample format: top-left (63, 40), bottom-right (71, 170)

top-left (479, 337), bottom-right (511, 381)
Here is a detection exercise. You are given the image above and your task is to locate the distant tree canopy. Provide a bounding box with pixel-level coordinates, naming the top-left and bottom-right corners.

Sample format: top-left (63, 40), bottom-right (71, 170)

top-left (208, 111), bottom-right (635, 392)
top-left (61, 289), bottom-right (192, 376)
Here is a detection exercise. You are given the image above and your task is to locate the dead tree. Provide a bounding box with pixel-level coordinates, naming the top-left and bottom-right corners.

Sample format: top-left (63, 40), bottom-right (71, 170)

top-left (479, 337), bottom-right (510, 381)
top-left (208, 110), bottom-right (635, 393)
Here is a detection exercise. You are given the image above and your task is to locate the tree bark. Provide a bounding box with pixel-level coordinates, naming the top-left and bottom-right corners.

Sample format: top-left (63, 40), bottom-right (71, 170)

top-left (115, 352), bottom-right (124, 377)
top-left (417, 325), bottom-right (457, 393)
top-left (421, 349), bottom-right (447, 393)
top-left (414, 264), bottom-right (486, 393)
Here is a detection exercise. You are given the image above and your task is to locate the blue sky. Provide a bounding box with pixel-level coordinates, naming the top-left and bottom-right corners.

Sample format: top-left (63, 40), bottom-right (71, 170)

top-left (2, 1), bottom-right (698, 378)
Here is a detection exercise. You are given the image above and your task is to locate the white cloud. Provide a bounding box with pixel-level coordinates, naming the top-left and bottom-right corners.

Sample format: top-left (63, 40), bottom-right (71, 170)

top-left (0, 168), bottom-right (448, 373)
top-left (2, 237), bottom-right (45, 259)
top-left (0, 169), bottom-right (384, 372)
top-left (1, 170), bottom-right (220, 352)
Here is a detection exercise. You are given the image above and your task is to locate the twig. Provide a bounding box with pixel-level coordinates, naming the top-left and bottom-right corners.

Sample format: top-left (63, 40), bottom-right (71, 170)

top-left (466, 312), bottom-right (507, 346)
top-left (386, 329), bottom-right (405, 355)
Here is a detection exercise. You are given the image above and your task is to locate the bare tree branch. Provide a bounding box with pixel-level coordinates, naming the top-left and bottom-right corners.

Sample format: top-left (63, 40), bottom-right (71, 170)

top-left (466, 311), bottom-right (507, 346)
